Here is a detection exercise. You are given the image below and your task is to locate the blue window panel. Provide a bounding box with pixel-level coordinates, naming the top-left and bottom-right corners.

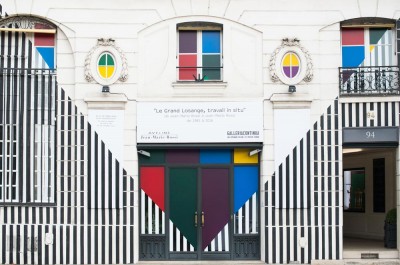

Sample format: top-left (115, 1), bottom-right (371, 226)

top-left (342, 46), bottom-right (365, 67)
top-left (36, 47), bottom-right (55, 69)
top-left (200, 149), bottom-right (231, 164)
top-left (202, 31), bottom-right (220, 53)
top-left (234, 166), bottom-right (258, 213)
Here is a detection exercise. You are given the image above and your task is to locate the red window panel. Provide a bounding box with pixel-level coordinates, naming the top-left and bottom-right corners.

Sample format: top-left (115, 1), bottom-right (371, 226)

top-left (179, 54), bottom-right (197, 80)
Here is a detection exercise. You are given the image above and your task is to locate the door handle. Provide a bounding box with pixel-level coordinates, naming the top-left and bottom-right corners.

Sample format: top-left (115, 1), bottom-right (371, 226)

top-left (194, 211), bottom-right (198, 227)
top-left (201, 211), bottom-right (205, 227)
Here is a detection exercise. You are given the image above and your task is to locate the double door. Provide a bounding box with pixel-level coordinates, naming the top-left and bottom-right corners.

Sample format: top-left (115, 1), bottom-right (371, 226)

top-left (139, 148), bottom-right (260, 261)
top-left (168, 167), bottom-right (231, 259)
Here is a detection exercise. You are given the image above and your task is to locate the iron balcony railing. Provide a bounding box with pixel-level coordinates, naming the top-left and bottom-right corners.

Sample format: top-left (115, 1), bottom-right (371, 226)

top-left (176, 66), bottom-right (223, 81)
top-left (339, 66), bottom-right (399, 96)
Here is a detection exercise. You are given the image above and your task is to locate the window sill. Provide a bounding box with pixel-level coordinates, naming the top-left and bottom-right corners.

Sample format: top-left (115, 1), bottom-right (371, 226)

top-left (172, 81), bottom-right (227, 96)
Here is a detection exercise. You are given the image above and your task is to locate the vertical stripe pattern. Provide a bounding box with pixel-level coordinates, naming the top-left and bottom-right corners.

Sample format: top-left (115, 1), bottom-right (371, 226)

top-left (342, 101), bottom-right (400, 128)
top-left (169, 221), bottom-right (195, 252)
top-left (0, 11), bottom-right (134, 265)
top-left (140, 192), bottom-right (165, 235)
top-left (266, 99), bottom-right (341, 264)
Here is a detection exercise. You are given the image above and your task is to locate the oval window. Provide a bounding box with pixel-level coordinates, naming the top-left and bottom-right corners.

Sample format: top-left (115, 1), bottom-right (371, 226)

top-left (282, 52), bottom-right (300, 78)
top-left (97, 52), bottom-right (116, 79)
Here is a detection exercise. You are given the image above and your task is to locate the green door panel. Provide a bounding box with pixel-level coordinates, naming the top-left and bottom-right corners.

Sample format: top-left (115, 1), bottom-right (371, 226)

top-left (169, 168), bottom-right (198, 249)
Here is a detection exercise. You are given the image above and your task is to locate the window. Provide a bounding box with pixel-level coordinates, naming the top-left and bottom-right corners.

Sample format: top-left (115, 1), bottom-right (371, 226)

top-left (177, 22), bottom-right (222, 81)
top-left (0, 16), bottom-right (57, 204)
top-left (339, 18), bottom-right (399, 95)
top-left (34, 125), bottom-right (55, 203)
top-left (344, 168), bottom-right (365, 212)
top-left (341, 27), bottom-right (394, 68)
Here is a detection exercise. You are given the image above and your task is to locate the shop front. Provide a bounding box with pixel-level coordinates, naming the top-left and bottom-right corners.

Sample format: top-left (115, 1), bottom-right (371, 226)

top-left (136, 101), bottom-right (263, 261)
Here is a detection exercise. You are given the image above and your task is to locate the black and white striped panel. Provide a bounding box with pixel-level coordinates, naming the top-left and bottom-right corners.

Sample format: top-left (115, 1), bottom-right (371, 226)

top-left (266, 99), bottom-right (341, 264)
top-left (234, 193), bottom-right (258, 234)
top-left (0, 10), bottom-right (135, 264)
top-left (169, 221), bottom-right (195, 252)
top-left (342, 101), bottom-right (400, 127)
top-left (88, 121), bottom-right (123, 209)
top-left (0, 30), bottom-right (56, 204)
top-left (1, 87), bottom-right (135, 264)
top-left (140, 191), bottom-right (165, 234)
top-left (204, 223), bottom-right (229, 252)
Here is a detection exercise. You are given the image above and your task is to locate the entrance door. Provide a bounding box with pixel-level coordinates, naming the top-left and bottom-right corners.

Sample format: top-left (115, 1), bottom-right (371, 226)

top-left (138, 148), bottom-right (260, 261)
top-left (169, 167), bottom-right (230, 259)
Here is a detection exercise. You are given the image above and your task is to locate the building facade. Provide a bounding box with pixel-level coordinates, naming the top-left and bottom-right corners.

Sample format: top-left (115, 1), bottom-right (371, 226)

top-left (0, 0), bottom-right (399, 264)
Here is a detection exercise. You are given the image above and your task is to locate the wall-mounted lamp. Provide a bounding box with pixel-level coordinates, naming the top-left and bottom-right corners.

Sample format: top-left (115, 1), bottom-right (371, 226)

top-left (138, 150), bottom-right (151, 157)
top-left (288, 85), bottom-right (296, 93)
top-left (102, 85), bottom-right (110, 93)
top-left (249, 149), bottom-right (262, 156)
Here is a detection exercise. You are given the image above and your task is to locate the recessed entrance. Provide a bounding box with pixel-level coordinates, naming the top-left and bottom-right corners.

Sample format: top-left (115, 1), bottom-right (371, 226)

top-left (138, 148), bottom-right (260, 261)
top-left (342, 147), bottom-right (398, 259)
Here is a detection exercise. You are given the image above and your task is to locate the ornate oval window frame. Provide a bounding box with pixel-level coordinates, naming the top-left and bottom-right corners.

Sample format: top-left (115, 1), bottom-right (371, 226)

top-left (270, 38), bottom-right (313, 85)
top-left (85, 38), bottom-right (128, 86)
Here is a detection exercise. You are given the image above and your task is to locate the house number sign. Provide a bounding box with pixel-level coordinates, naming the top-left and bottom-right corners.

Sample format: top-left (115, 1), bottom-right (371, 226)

top-left (343, 127), bottom-right (399, 145)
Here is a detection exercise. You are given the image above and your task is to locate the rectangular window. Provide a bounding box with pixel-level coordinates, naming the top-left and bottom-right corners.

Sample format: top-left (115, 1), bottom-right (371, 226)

top-left (373, 158), bottom-right (385, 213)
top-left (344, 168), bottom-right (365, 212)
top-left (0, 124), bottom-right (19, 203)
top-left (33, 124), bottom-right (55, 203)
top-left (178, 26), bottom-right (222, 81)
top-left (341, 27), bottom-right (394, 67)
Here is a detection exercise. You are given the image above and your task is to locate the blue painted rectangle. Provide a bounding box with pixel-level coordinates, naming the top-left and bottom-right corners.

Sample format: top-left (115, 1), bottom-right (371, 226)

top-left (234, 166), bottom-right (258, 213)
top-left (200, 149), bottom-right (231, 164)
top-left (342, 46), bottom-right (365, 67)
top-left (202, 31), bottom-right (220, 53)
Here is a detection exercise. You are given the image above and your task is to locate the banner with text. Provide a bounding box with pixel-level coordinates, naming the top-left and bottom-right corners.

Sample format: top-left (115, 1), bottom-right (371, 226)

top-left (137, 101), bottom-right (263, 143)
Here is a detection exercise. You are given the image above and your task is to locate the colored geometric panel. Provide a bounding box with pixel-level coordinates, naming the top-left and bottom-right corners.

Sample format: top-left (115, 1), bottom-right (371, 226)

top-left (202, 31), bottom-right (220, 53)
top-left (98, 66), bottom-right (115, 79)
top-left (34, 33), bottom-right (55, 46)
top-left (179, 54), bottom-right (197, 80)
top-left (283, 66), bottom-right (299, 78)
top-left (98, 53), bottom-right (115, 79)
top-left (342, 46), bottom-right (365, 67)
top-left (169, 168), bottom-right (198, 249)
top-left (341, 28), bottom-right (364, 45)
top-left (202, 54), bottom-right (221, 80)
top-left (138, 149), bottom-right (165, 164)
top-left (36, 47), bottom-right (55, 69)
top-left (234, 148), bottom-right (259, 164)
top-left (166, 149), bottom-right (199, 164)
top-left (98, 53), bottom-right (115, 66)
top-left (341, 70), bottom-right (356, 84)
top-left (140, 167), bottom-right (165, 211)
top-left (179, 31), bottom-right (197, 53)
top-left (234, 166), bottom-right (258, 212)
top-left (282, 53), bottom-right (299, 66)
top-left (202, 168), bottom-right (230, 250)
top-left (369, 28), bottom-right (387, 45)
top-left (200, 149), bottom-right (231, 164)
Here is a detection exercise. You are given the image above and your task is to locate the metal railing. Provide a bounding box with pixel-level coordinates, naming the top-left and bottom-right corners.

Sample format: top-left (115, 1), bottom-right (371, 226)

top-left (339, 66), bottom-right (399, 96)
top-left (176, 66), bottom-right (223, 81)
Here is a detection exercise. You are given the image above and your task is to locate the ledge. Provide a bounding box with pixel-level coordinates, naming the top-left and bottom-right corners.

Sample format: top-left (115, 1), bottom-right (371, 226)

top-left (84, 93), bottom-right (128, 109)
top-left (270, 93), bottom-right (312, 109)
top-left (172, 81), bottom-right (227, 96)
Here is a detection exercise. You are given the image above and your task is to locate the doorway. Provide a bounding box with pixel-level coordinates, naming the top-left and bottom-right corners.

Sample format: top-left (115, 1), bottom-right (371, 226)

top-left (342, 147), bottom-right (398, 258)
top-left (138, 148), bottom-right (260, 261)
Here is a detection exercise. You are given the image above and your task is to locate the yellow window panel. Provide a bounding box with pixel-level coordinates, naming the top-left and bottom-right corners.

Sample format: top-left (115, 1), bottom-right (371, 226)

top-left (234, 148), bottom-right (259, 164)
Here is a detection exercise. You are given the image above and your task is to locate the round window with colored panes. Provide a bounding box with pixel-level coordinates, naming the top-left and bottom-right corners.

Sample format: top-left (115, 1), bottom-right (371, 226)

top-left (97, 52), bottom-right (116, 80)
top-left (281, 52), bottom-right (300, 79)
